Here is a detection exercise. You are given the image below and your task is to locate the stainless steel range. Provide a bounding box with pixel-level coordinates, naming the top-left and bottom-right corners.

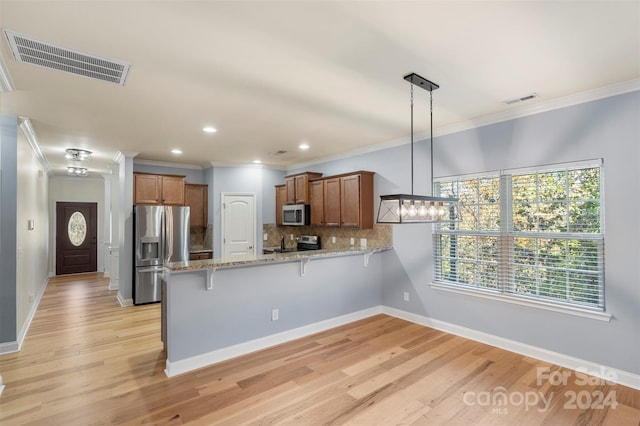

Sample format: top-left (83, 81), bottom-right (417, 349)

top-left (297, 235), bottom-right (321, 251)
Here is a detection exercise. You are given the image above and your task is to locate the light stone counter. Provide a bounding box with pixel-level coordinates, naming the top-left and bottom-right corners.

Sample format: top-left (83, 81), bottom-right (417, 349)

top-left (166, 246), bottom-right (392, 272)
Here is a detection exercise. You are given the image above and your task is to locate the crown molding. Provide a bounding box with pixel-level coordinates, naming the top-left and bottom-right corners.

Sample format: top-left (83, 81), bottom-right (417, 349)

top-left (18, 117), bottom-right (52, 175)
top-left (287, 79), bottom-right (640, 172)
top-left (205, 160), bottom-right (287, 171)
top-left (113, 151), bottom-right (139, 163)
top-left (133, 159), bottom-right (203, 170)
top-left (0, 55), bottom-right (15, 92)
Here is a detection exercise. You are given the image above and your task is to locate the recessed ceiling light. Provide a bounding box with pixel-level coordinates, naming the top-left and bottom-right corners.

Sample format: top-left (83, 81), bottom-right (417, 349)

top-left (171, 149), bottom-right (182, 154)
top-left (203, 126), bottom-right (217, 133)
top-left (253, 160), bottom-right (262, 164)
top-left (299, 143), bottom-right (310, 150)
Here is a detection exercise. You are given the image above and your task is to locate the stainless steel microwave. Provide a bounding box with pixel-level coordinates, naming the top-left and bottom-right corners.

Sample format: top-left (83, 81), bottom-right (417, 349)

top-left (282, 204), bottom-right (310, 226)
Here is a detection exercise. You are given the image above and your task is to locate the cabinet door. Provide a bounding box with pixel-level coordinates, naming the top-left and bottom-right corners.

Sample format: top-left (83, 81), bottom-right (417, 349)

top-left (285, 177), bottom-right (296, 205)
top-left (162, 176), bottom-right (185, 205)
top-left (275, 185), bottom-right (287, 226)
top-left (323, 178), bottom-right (341, 227)
top-left (134, 174), bottom-right (161, 205)
top-left (185, 184), bottom-right (207, 228)
top-left (309, 180), bottom-right (324, 226)
top-left (294, 175), bottom-right (309, 204)
top-left (340, 175), bottom-right (361, 228)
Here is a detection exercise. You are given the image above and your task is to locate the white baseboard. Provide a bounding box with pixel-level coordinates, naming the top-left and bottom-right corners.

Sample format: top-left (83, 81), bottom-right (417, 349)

top-left (0, 340), bottom-right (19, 355)
top-left (382, 306), bottom-right (640, 391)
top-left (16, 277), bottom-right (49, 352)
top-left (165, 306), bottom-right (383, 377)
top-left (108, 278), bottom-right (119, 291)
top-left (117, 293), bottom-right (133, 307)
top-left (0, 374), bottom-right (4, 397)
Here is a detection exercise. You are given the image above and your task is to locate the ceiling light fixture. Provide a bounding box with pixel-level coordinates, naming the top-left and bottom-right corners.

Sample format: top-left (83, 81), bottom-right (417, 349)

top-left (171, 149), bottom-right (183, 154)
top-left (67, 166), bottom-right (88, 176)
top-left (377, 73), bottom-right (459, 224)
top-left (65, 148), bottom-right (92, 161)
top-left (202, 126), bottom-right (217, 133)
top-left (299, 143), bottom-right (310, 150)
top-left (253, 159), bottom-right (262, 164)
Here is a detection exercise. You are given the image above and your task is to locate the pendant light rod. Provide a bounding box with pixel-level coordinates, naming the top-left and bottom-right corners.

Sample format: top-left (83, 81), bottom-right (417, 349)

top-left (410, 83), bottom-right (414, 195)
top-left (403, 73), bottom-right (439, 195)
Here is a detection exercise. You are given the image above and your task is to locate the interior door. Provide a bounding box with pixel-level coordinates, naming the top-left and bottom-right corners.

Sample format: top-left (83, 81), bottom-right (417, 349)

top-left (56, 202), bottom-right (98, 275)
top-left (222, 194), bottom-right (256, 259)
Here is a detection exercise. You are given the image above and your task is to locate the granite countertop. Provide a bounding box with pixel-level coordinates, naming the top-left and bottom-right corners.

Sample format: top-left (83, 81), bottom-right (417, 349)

top-left (166, 246), bottom-right (392, 272)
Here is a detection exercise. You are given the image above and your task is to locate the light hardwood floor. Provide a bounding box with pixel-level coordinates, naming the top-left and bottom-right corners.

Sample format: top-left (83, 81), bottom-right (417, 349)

top-left (1, 273), bottom-right (639, 425)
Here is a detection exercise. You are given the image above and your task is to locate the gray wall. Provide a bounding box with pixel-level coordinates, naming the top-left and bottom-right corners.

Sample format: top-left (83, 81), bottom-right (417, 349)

top-left (167, 253), bottom-right (382, 362)
top-left (287, 92), bottom-right (640, 375)
top-left (0, 115), bottom-right (18, 345)
top-left (417, 92), bottom-right (640, 374)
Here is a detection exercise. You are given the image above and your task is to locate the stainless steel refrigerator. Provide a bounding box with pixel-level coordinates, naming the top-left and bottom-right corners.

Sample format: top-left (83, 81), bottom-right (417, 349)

top-left (134, 205), bottom-right (190, 305)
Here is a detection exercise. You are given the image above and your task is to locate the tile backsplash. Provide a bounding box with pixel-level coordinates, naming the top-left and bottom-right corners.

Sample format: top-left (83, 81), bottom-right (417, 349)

top-left (190, 224), bottom-right (213, 250)
top-left (263, 223), bottom-right (392, 250)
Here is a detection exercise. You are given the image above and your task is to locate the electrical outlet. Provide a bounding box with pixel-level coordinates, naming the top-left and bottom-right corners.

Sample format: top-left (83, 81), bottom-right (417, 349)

top-left (290, 234), bottom-right (294, 241)
top-left (29, 293), bottom-right (35, 303)
top-left (271, 308), bottom-right (279, 321)
top-left (350, 237), bottom-right (355, 246)
top-left (331, 236), bottom-right (336, 244)
top-left (403, 292), bottom-right (410, 302)
top-left (360, 238), bottom-right (367, 248)
top-left (263, 233), bottom-right (268, 241)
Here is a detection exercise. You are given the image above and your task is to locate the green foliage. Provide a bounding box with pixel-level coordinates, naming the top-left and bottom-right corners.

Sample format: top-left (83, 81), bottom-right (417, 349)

top-left (434, 166), bottom-right (603, 308)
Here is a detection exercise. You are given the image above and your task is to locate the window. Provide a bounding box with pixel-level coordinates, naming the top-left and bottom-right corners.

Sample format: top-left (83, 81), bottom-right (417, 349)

top-left (433, 160), bottom-right (604, 311)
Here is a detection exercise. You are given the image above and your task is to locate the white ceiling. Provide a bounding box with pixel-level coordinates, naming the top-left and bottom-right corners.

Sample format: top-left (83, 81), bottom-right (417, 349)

top-left (1, 1), bottom-right (638, 175)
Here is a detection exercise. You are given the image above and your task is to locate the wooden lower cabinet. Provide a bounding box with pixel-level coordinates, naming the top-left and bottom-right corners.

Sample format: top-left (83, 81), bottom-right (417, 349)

top-left (189, 252), bottom-right (213, 261)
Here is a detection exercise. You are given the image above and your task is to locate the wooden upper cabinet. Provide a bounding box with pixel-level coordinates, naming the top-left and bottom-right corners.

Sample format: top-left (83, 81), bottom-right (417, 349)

top-left (275, 185), bottom-right (287, 226)
top-left (134, 174), bottom-right (162, 205)
top-left (323, 178), bottom-right (342, 227)
top-left (284, 172), bottom-right (322, 204)
top-left (309, 180), bottom-right (325, 226)
top-left (134, 173), bottom-right (185, 205)
top-left (340, 172), bottom-right (374, 229)
top-left (185, 184), bottom-right (208, 228)
top-left (161, 175), bottom-right (185, 205)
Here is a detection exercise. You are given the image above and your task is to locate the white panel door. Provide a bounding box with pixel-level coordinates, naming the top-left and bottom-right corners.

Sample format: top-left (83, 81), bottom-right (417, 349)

top-left (222, 193), bottom-right (256, 259)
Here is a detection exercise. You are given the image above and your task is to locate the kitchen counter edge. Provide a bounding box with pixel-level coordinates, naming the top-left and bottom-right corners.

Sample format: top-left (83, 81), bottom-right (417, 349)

top-left (166, 246), bottom-right (392, 272)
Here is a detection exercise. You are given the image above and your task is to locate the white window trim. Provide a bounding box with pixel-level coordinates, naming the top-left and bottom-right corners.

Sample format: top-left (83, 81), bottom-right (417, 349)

top-left (433, 159), bottom-right (606, 315)
top-left (430, 281), bottom-right (612, 322)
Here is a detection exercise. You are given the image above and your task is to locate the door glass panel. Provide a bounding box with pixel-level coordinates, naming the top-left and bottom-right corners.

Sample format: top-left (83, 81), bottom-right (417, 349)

top-left (68, 211), bottom-right (87, 246)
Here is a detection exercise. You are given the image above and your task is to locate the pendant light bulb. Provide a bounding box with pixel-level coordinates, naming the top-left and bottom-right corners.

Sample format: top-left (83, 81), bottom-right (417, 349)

top-left (418, 201), bottom-right (427, 216)
top-left (408, 201), bottom-right (417, 217)
top-left (437, 202), bottom-right (446, 219)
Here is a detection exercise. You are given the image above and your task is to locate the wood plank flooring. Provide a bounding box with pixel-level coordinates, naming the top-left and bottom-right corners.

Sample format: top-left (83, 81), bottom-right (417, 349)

top-left (1, 273), bottom-right (639, 425)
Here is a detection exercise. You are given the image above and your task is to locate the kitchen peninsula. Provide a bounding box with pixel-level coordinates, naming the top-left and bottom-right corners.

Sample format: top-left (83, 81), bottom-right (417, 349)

top-left (162, 245), bottom-right (391, 377)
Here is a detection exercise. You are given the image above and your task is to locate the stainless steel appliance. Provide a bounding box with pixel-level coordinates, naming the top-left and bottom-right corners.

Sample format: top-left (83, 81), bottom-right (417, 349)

top-left (297, 235), bottom-right (321, 251)
top-left (282, 204), bottom-right (310, 226)
top-left (134, 205), bottom-right (190, 305)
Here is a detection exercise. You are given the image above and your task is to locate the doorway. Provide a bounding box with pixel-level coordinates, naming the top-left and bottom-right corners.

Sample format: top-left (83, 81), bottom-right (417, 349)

top-left (56, 202), bottom-right (98, 275)
top-left (221, 193), bottom-right (256, 259)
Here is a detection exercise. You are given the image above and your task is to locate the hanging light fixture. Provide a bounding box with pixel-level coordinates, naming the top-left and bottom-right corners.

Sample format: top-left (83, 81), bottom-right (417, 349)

top-left (377, 73), bottom-right (459, 224)
top-left (65, 148), bottom-right (92, 161)
top-left (67, 166), bottom-right (88, 176)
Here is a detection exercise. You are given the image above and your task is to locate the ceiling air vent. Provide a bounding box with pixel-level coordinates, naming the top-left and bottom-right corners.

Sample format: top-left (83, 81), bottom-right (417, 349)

top-left (3, 29), bottom-right (130, 86)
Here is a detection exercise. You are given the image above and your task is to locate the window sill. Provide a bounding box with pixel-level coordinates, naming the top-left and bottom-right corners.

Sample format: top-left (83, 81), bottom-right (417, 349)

top-left (430, 282), bottom-right (612, 322)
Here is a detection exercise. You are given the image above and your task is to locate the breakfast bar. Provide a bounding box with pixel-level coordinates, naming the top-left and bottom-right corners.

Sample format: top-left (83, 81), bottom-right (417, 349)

top-left (162, 246), bottom-right (391, 377)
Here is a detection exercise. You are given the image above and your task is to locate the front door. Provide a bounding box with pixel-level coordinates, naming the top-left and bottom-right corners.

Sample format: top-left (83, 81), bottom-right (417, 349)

top-left (222, 193), bottom-right (256, 259)
top-left (56, 202), bottom-right (98, 275)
